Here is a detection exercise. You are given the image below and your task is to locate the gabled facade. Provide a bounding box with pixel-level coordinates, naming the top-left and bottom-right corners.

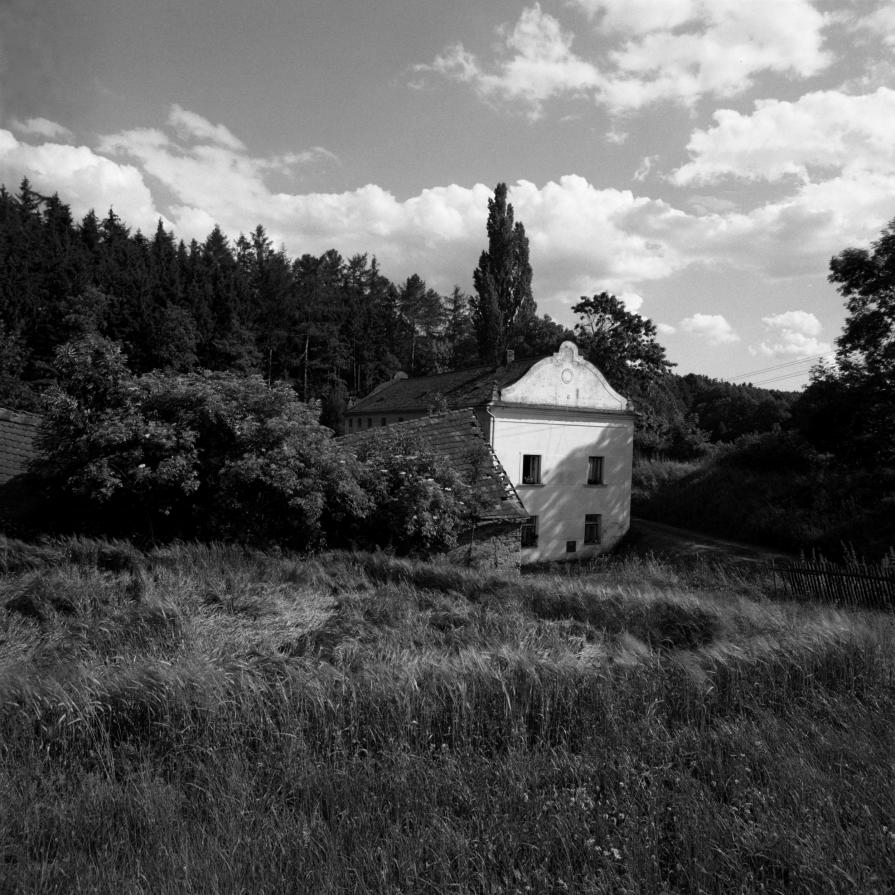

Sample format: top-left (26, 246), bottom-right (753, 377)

top-left (345, 342), bottom-right (635, 563)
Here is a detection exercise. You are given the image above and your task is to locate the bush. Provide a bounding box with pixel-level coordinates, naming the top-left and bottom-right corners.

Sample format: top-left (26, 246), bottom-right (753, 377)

top-left (35, 336), bottom-right (370, 548)
top-left (350, 427), bottom-right (482, 556)
top-left (717, 429), bottom-right (821, 473)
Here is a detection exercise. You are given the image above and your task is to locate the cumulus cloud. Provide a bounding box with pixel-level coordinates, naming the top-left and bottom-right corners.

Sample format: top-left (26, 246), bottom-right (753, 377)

top-left (672, 88), bottom-right (895, 185)
top-left (679, 313), bottom-right (740, 344)
top-left (417, 4), bottom-right (600, 118)
top-left (8, 117), bottom-right (73, 140)
top-left (656, 322), bottom-right (677, 335)
top-left (0, 128), bottom-right (165, 232)
top-left (596, 0), bottom-right (830, 111)
top-left (420, 0), bottom-right (831, 114)
top-left (755, 310), bottom-right (832, 357)
top-left (618, 291), bottom-right (644, 312)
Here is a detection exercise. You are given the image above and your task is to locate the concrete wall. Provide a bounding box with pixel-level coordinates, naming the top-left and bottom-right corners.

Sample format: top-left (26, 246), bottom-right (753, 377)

top-left (447, 520), bottom-right (521, 572)
top-left (490, 405), bottom-right (634, 563)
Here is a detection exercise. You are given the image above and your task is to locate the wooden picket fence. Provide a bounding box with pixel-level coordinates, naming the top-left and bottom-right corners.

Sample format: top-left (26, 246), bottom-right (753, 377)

top-left (770, 551), bottom-right (895, 611)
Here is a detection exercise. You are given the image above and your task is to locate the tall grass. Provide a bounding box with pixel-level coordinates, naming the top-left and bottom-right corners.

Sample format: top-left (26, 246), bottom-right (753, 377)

top-left (1, 538), bottom-right (893, 893)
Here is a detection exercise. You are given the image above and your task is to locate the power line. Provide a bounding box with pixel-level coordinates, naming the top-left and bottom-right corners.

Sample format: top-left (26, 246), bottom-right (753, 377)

top-left (727, 351), bottom-right (835, 382)
top-left (748, 369), bottom-right (820, 388)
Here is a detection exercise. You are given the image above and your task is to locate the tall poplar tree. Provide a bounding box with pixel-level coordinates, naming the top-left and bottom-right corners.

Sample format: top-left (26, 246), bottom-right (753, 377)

top-left (471, 183), bottom-right (534, 364)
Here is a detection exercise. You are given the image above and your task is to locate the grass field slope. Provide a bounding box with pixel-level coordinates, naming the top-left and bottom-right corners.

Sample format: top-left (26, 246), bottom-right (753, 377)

top-left (1, 539), bottom-right (893, 893)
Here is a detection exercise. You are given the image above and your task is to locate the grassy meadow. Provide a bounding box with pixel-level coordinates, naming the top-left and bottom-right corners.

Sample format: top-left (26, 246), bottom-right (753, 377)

top-left (1, 538), bottom-right (893, 893)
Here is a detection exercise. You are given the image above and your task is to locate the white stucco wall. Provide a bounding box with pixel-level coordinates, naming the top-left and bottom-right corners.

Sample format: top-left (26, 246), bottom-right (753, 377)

top-left (489, 405), bottom-right (634, 563)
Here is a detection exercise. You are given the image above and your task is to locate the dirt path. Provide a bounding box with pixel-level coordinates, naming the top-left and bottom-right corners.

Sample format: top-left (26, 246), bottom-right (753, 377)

top-left (629, 517), bottom-right (795, 565)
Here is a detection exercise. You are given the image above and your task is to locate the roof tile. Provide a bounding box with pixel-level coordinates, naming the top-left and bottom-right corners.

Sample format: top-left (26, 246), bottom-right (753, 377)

top-left (345, 357), bottom-right (542, 415)
top-left (339, 409), bottom-right (527, 521)
top-left (0, 407), bottom-right (41, 485)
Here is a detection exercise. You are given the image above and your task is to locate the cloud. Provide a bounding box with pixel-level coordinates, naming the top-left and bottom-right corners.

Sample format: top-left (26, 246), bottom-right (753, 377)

top-left (633, 155), bottom-right (657, 181)
top-left (672, 88), bottom-right (895, 185)
top-left (421, 1), bottom-right (831, 115)
top-left (679, 313), bottom-right (739, 344)
top-left (569, 0), bottom-right (697, 33)
top-left (847, 1), bottom-right (895, 47)
top-left (618, 291), bottom-right (644, 312)
top-left (0, 128), bottom-right (165, 231)
top-left (660, 166), bottom-right (895, 278)
top-left (656, 322), bottom-right (677, 335)
top-left (755, 310), bottom-right (832, 357)
top-left (8, 116), bottom-right (73, 140)
top-left (596, 0), bottom-right (830, 111)
top-left (167, 104), bottom-right (245, 151)
top-left (417, 4), bottom-right (600, 118)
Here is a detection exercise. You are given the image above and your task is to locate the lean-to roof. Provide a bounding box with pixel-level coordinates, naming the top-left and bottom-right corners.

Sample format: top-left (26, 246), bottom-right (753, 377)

top-left (339, 409), bottom-right (527, 522)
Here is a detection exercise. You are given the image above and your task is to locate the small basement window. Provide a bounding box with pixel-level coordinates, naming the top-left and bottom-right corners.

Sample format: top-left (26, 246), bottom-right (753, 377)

top-left (566, 540), bottom-right (577, 554)
top-left (521, 515), bottom-right (538, 548)
top-left (584, 514), bottom-right (602, 545)
top-left (587, 456), bottom-right (604, 485)
top-left (521, 454), bottom-right (542, 485)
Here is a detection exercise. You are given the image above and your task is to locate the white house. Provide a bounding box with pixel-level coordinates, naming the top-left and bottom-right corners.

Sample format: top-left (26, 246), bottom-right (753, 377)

top-left (344, 341), bottom-right (634, 563)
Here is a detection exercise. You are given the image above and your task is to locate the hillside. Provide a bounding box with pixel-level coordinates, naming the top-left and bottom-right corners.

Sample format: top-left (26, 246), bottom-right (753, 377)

top-left (633, 449), bottom-right (895, 560)
top-left (1, 539), bottom-right (893, 893)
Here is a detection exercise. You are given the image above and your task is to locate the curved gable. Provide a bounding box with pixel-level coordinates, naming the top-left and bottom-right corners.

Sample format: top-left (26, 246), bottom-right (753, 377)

top-left (499, 341), bottom-right (628, 411)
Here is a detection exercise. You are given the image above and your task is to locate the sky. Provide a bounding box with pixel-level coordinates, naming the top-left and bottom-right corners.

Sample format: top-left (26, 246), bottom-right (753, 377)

top-left (2, 0), bottom-right (894, 388)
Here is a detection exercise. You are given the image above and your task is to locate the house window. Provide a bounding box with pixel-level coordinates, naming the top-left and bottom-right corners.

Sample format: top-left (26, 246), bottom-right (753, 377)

top-left (398, 417), bottom-right (404, 422)
top-left (522, 454), bottom-right (542, 485)
top-left (584, 514), bottom-right (602, 545)
top-left (566, 540), bottom-right (577, 554)
top-left (587, 456), bottom-right (604, 485)
top-left (348, 417), bottom-right (354, 429)
top-left (521, 515), bottom-right (538, 548)
top-left (380, 417), bottom-right (387, 426)
top-left (367, 417), bottom-right (373, 428)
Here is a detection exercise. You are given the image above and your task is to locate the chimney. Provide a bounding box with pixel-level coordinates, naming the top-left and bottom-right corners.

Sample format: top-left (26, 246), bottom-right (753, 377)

top-left (503, 349), bottom-right (515, 366)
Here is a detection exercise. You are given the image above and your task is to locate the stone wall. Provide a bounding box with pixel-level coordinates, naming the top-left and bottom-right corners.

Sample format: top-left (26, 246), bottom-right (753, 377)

top-left (447, 520), bottom-right (521, 573)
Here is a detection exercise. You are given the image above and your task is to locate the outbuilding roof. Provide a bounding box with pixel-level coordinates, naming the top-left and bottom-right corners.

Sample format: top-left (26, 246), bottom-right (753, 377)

top-left (0, 407), bottom-right (40, 485)
top-left (345, 357), bottom-right (542, 416)
top-left (339, 409), bottom-right (528, 522)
